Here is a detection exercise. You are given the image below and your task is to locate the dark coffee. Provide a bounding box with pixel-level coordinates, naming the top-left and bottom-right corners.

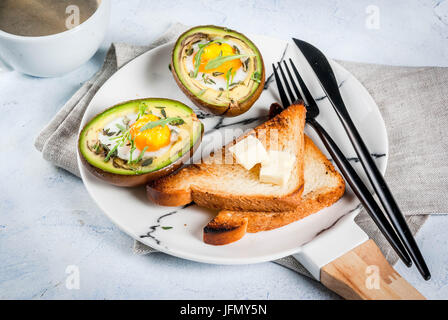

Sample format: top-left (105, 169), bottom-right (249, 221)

top-left (0, 0), bottom-right (100, 37)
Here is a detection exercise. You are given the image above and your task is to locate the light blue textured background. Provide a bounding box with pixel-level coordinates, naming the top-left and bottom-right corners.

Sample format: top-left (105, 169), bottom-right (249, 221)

top-left (1, 0), bottom-right (447, 299)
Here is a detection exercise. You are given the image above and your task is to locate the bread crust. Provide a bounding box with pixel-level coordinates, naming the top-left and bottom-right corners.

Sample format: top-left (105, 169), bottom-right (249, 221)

top-left (147, 104), bottom-right (307, 211)
top-left (203, 213), bottom-right (248, 245)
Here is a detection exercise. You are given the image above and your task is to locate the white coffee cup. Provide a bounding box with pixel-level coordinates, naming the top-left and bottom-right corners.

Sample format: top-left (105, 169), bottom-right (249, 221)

top-left (0, 0), bottom-right (111, 77)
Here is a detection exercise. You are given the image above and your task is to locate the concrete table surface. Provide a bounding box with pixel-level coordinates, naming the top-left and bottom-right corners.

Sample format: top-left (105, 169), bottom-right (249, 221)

top-left (1, 0), bottom-right (447, 300)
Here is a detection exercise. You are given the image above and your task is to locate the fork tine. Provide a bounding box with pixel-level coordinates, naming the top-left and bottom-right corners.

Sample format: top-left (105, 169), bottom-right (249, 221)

top-left (277, 62), bottom-right (296, 103)
top-left (288, 58), bottom-right (316, 107)
top-left (283, 61), bottom-right (303, 101)
top-left (272, 63), bottom-right (290, 107)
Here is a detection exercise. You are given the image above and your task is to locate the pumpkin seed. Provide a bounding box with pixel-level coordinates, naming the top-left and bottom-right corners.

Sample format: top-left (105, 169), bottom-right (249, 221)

top-left (243, 59), bottom-right (250, 72)
top-left (142, 158), bottom-right (154, 167)
top-left (102, 128), bottom-right (115, 136)
top-left (161, 109), bottom-right (167, 118)
top-left (169, 118), bottom-right (185, 126)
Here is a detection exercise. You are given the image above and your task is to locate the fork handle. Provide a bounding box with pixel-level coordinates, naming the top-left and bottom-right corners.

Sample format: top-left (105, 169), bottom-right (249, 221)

top-left (306, 118), bottom-right (412, 266)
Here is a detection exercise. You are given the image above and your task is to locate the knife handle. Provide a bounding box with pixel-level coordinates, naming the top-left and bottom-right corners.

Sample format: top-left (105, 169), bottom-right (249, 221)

top-left (321, 239), bottom-right (425, 300)
top-left (336, 114), bottom-right (430, 280)
top-left (307, 118), bottom-right (412, 266)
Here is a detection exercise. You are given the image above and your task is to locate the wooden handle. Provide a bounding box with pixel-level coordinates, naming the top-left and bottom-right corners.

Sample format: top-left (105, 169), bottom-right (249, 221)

top-left (321, 240), bottom-right (425, 300)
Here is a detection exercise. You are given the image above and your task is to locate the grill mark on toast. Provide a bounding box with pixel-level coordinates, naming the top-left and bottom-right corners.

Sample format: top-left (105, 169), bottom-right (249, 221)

top-left (204, 225), bottom-right (239, 233)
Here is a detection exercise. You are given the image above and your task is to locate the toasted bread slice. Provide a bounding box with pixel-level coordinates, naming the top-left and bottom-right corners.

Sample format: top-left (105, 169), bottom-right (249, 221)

top-left (147, 104), bottom-right (307, 212)
top-left (203, 135), bottom-right (345, 245)
top-left (203, 214), bottom-right (249, 245)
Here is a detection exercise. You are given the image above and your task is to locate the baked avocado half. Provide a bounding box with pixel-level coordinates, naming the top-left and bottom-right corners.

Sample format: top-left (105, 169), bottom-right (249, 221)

top-left (78, 98), bottom-right (203, 187)
top-left (171, 25), bottom-right (265, 117)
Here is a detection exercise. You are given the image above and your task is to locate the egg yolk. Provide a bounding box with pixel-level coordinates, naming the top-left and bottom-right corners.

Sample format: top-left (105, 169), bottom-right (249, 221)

top-left (130, 114), bottom-right (171, 152)
top-left (195, 43), bottom-right (242, 77)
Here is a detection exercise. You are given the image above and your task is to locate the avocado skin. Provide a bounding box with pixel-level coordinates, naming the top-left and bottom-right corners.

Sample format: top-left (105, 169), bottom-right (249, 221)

top-left (171, 25), bottom-right (266, 117)
top-left (78, 98), bottom-right (204, 187)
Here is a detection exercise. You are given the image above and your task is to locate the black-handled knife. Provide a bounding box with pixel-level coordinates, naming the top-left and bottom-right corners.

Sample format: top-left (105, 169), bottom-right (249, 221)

top-left (293, 38), bottom-right (431, 281)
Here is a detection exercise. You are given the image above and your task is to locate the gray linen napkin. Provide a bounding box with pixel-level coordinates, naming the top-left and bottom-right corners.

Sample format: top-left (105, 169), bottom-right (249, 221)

top-left (35, 23), bottom-right (448, 279)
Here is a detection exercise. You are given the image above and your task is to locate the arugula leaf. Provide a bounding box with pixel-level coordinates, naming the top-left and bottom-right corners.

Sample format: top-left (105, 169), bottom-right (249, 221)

top-left (104, 144), bottom-right (119, 162)
top-left (104, 129), bottom-right (131, 162)
top-left (251, 71), bottom-right (262, 83)
top-left (193, 43), bottom-right (208, 78)
top-left (205, 54), bottom-right (255, 70)
top-left (137, 102), bottom-right (147, 120)
top-left (139, 117), bottom-right (183, 132)
top-left (135, 146), bottom-right (149, 163)
top-left (225, 67), bottom-right (234, 98)
top-left (93, 141), bottom-right (101, 154)
top-left (128, 137), bottom-right (136, 164)
top-left (115, 123), bottom-right (127, 133)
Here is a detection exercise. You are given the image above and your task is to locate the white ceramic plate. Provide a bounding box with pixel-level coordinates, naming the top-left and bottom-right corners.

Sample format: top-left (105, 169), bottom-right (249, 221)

top-left (78, 35), bottom-right (388, 264)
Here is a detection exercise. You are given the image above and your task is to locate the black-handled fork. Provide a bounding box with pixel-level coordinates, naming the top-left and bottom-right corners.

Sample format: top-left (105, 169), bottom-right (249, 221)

top-left (273, 60), bottom-right (412, 267)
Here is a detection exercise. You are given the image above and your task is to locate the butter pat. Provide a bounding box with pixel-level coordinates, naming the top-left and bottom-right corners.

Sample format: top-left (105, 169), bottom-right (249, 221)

top-left (260, 151), bottom-right (296, 186)
top-left (229, 135), bottom-right (268, 170)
